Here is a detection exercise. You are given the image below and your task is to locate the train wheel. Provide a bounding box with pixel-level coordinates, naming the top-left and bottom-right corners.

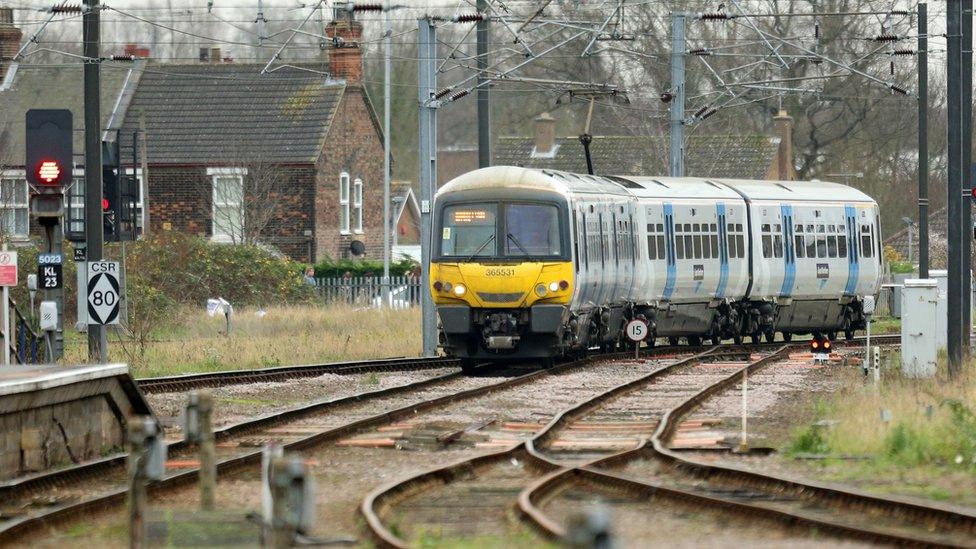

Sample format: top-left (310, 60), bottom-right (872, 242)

top-left (460, 359), bottom-right (477, 374)
top-left (764, 330), bottom-right (776, 343)
top-left (845, 328), bottom-right (855, 341)
top-left (782, 332), bottom-right (793, 342)
top-left (732, 333), bottom-right (743, 345)
top-left (646, 337), bottom-right (656, 348)
top-left (687, 336), bottom-right (702, 347)
top-left (711, 335), bottom-right (721, 345)
top-left (750, 333), bottom-right (762, 344)
top-left (827, 331), bottom-right (837, 341)
top-left (668, 336), bottom-right (680, 347)
top-left (540, 357), bottom-right (555, 369)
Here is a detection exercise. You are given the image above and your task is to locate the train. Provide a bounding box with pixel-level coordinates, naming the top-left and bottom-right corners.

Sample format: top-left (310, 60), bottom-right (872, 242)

top-left (429, 166), bottom-right (882, 369)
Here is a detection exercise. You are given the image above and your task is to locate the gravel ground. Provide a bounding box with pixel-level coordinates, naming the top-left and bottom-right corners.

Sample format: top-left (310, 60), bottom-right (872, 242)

top-left (541, 477), bottom-right (868, 548)
top-left (147, 367), bottom-right (458, 438)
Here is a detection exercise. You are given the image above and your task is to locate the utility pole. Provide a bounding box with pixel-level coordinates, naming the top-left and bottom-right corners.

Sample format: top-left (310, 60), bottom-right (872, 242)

top-left (83, 0), bottom-right (106, 363)
top-left (947, 0), bottom-right (964, 377)
top-left (669, 13), bottom-right (686, 177)
top-left (918, 1), bottom-right (929, 279)
top-left (962, 0), bottom-right (973, 345)
top-left (476, 0), bottom-right (490, 168)
top-left (418, 18), bottom-right (438, 357)
top-left (381, 0), bottom-right (392, 307)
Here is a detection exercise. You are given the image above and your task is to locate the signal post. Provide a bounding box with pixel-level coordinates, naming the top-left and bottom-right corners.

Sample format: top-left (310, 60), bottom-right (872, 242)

top-left (25, 109), bottom-right (72, 361)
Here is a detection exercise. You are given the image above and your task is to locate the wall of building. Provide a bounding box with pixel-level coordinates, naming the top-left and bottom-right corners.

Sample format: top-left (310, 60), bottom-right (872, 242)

top-left (145, 164), bottom-right (316, 262)
top-left (314, 85), bottom-right (386, 261)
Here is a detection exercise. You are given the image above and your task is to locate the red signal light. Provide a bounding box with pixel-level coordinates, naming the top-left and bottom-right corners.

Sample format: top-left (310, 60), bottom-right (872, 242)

top-left (36, 160), bottom-right (62, 185)
top-left (102, 198), bottom-right (110, 211)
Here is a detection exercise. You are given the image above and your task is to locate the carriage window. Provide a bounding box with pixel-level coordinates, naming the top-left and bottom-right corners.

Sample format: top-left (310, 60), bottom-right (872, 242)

top-left (710, 235), bottom-right (718, 258)
top-left (861, 225), bottom-right (874, 258)
top-left (794, 226), bottom-right (805, 258)
top-left (827, 234), bottom-right (838, 258)
top-left (675, 224), bottom-right (685, 259)
top-left (647, 223), bottom-right (666, 260)
top-left (838, 227), bottom-right (848, 258)
top-left (440, 204), bottom-right (498, 257)
top-left (773, 234), bottom-right (783, 258)
top-left (694, 233), bottom-right (703, 259)
top-left (816, 225), bottom-right (827, 258)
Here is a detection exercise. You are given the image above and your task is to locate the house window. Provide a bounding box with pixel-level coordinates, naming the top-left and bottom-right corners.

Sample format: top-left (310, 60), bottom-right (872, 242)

top-left (209, 168), bottom-right (245, 243)
top-left (339, 172), bottom-right (350, 234)
top-left (0, 178), bottom-right (28, 240)
top-left (353, 177), bottom-right (363, 233)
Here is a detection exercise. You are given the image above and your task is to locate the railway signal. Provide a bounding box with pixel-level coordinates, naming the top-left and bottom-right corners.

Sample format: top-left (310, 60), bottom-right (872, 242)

top-left (25, 109), bottom-right (73, 190)
top-left (810, 337), bottom-right (832, 364)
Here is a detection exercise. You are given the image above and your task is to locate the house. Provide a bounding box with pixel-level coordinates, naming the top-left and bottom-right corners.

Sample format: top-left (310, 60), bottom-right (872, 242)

top-left (493, 110), bottom-right (798, 180)
top-left (0, 7), bottom-right (385, 263)
top-left (390, 182), bottom-right (420, 246)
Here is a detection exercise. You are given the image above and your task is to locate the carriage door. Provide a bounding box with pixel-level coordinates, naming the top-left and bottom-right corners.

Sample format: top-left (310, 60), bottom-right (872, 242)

top-left (716, 204), bottom-right (729, 298)
top-left (779, 205), bottom-right (796, 297)
top-left (844, 206), bottom-right (859, 295)
top-left (663, 204), bottom-right (677, 301)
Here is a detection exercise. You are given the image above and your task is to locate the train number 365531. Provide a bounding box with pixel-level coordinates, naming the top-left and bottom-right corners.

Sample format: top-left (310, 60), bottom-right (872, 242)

top-left (485, 268), bottom-right (516, 277)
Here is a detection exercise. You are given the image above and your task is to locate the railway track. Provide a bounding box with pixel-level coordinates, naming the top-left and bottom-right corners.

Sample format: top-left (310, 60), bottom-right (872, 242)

top-left (134, 332), bottom-right (899, 395)
top-left (136, 356), bottom-right (458, 394)
top-left (0, 347), bottom-right (695, 544)
top-left (362, 337), bottom-right (975, 548)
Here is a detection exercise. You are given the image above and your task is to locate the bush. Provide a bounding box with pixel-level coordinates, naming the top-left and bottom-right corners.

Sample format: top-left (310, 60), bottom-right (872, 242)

top-left (312, 257), bottom-right (418, 278)
top-left (114, 232), bottom-right (315, 308)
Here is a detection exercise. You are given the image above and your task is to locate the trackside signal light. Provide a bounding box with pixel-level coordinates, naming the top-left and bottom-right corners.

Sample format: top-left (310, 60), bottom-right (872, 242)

top-left (811, 340), bottom-right (820, 350)
top-left (102, 198), bottom-right (110, 210)
top-left (37, 161), bottom-right (63, 184)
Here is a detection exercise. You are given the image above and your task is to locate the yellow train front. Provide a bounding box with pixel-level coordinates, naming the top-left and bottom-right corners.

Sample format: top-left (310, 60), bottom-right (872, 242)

top-left (430, 168), bottom-right (574, 369)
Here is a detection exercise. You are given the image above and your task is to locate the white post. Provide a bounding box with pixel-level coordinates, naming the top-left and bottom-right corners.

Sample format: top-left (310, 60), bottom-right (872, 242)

top-left (381, 0), bottom-right (392, 308)
top-left (739, 369), bottom-right (748, 451)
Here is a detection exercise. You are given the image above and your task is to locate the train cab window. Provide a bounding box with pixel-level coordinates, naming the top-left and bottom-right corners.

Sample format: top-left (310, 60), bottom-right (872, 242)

top-left (440, 204), bottom-right (498, 258)
top-left (861, 225), bottom-right (874, 258)
top-left (794, 225), bottom-right (805, 259)
top-left (505, 203), bottom-right (562, 258)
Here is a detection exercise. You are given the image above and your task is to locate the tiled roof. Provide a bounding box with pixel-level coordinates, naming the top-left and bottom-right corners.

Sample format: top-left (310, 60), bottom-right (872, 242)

top-left (493, 135), bottom-right (781, 179)
top-left (0, 63), bottom-right (133, 167)
top-left (117, 62), bottom-right (343, 165)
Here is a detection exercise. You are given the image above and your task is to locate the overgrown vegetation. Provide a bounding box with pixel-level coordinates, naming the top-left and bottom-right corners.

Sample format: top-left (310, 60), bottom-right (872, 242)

top-left (787, 359), bottom-right (976, 503)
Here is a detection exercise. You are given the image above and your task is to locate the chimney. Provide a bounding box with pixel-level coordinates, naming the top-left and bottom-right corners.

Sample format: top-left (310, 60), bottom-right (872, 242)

top-left (533, 112), bottom-right (556, 156)
top-left (773, 109), bottom-right (795, 181)
top-left (123, 44), bottom-right (150, 58)
top-left (0, 7), bottom-right (22, 77)
top-left (324, 4), bottom-right (363, 83)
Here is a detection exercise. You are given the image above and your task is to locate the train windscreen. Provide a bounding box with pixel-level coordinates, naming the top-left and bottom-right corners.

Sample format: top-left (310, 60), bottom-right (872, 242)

top-left (504, 203), bottom-right (562, 258)
top-left (440, 204), bottom-right (497, 258)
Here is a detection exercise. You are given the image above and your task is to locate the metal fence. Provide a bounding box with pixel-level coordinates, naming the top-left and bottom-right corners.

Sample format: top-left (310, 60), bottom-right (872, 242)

top-left (313, 276), bottom-right (423, 308)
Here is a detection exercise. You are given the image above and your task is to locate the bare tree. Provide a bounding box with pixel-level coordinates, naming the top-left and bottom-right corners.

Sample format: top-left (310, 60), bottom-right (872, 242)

top-left (209, 146), bottom-right (289, 246)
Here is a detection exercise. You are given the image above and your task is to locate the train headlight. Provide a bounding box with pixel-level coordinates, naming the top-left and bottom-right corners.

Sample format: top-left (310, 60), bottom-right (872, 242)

top-left (535, 283), bottom-right (547, 297)
top-left (453, 283), bottom-right (466, 296)
top-left (559, 280), bottom-right (569, 290)
top-left (548, 281), bottom-right (560, 293)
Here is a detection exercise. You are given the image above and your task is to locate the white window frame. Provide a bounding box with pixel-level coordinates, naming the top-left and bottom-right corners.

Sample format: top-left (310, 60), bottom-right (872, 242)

top-left (339, 172), bottom-right (351, 234)
top-left (208, 167), bottom-right (247, 243)
top-left (353, 177), bottom-right (363, 233)
top-left (0, 174), bottom-right (29, 241)
top-left (123, 168), bottom-right (147, 235)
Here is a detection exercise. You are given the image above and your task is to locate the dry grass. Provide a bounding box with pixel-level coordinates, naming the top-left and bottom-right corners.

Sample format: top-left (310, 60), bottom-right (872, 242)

top-left (63, 305), bottom-right (422, 378)
top-left (789, 356), bottom-right (976, 503)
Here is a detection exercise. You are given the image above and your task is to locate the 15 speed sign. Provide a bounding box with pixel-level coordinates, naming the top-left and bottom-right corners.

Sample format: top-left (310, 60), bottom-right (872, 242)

top-left (87, 261), bottom-right (120, 325)
top-left (625, 319), bottom-right (649, 342)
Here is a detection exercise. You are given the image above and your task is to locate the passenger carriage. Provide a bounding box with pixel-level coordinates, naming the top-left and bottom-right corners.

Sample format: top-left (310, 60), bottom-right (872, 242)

top-left (429, 166), bottom-right (881, 368)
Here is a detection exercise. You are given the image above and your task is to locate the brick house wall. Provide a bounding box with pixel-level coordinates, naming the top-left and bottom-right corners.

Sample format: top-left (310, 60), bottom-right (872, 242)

top-left (314, 85), bottom-right (386, 261)
top-left (146, 164), bottom-right (317, 262)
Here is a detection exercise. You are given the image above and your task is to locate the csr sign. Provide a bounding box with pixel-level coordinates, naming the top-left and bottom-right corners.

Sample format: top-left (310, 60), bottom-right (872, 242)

top-left (25, 109), bottom-right (73, 189)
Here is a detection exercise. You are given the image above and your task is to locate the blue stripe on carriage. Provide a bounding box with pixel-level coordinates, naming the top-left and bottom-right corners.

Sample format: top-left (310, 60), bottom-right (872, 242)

top-left (779, 204), bottom-right (795, 297)
top-left (663, 203), bottom-right (677, 300)
top-left (716, 203), bottom-right (729, 298)
top-left (845, 205), bottom-right (860, 295)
